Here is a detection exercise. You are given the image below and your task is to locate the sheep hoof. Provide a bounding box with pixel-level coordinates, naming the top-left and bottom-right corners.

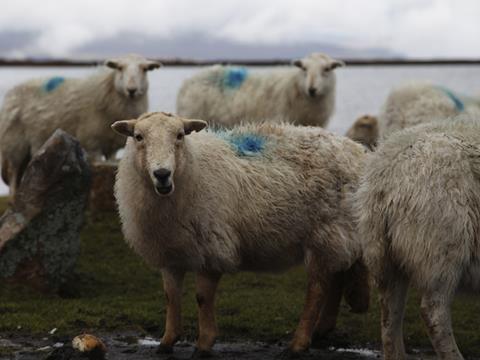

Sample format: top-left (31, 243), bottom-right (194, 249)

top-left (277, 348), bottom-right (308, 359)
top-left (156, 343), bottom-right (174, 354)
top-left (191, 348), bottom-right (215, 358)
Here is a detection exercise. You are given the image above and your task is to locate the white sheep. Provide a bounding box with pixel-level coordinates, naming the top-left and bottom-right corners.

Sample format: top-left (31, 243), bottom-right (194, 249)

top-left (176, 53), bottom-right (344, 128)
top-left (0, 53), bottom-right (161, 197)
top-left (112, 112), bottom-right (370, 357)
top-left (379, 82), bottom-right (480, 139)
top-left (355, 115), bottom-right (480, 360)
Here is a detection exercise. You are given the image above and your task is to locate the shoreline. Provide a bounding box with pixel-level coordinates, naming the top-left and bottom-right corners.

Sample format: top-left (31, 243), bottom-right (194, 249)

top-left (1, 58), bottom-right (480, 67)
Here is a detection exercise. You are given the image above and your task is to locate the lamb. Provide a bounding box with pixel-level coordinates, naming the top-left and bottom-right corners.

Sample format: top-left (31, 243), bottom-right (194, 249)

top-left (345, 114), bottom-right (378, 151)
top-left (112, 112), bottom-right (370, 357)
top-left (379, 82), bottom-right (480, 139)
top-left (0, 53), bottom-right (161, 197)
top-left (355, 115), bottom-right (480, 360)
top-left (176, 53), bottom-right (344, 128)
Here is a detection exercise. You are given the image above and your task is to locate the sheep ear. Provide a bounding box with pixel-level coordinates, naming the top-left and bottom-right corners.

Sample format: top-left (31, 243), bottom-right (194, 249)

top-left (183, 119), bottom-right (207, 135)
top-left (292, 59), bottom-right (304, 69)
top-left (105, 59), bottom-right (121, 70)
top-left (111, 120), bottom-right (137, 137)
top-left (145, 60), bottom-right (162, 71)
top-left (330, 59), bottom-right (345, 69)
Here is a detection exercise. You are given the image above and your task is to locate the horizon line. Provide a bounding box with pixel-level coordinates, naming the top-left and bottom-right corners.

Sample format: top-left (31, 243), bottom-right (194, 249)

top-left (1, 57), bottom-right (480, 67)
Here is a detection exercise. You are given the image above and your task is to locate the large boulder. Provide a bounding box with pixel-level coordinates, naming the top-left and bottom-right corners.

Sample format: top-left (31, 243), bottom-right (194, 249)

top-left (0, 129), bottom-right (91, 292)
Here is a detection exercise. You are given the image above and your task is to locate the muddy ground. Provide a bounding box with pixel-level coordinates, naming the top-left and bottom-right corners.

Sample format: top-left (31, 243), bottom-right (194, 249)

top-left (0, 333), bottom-right (444, 360)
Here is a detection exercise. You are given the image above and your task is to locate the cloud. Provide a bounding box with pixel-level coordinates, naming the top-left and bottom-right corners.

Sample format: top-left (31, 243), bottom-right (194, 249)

top-left (0, 0), bottom-right (478, 58)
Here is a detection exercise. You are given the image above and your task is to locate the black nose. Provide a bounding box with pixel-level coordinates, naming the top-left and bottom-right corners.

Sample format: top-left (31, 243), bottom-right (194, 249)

top-left (308, 87), bottom-right (317, 96)
top-left (153, 168), bottom-right (171, 182)
top-left (128, 88), bottom-right (137, 98)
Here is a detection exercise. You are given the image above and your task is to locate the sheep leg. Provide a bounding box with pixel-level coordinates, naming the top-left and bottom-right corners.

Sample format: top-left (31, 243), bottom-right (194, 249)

top-left (158, 268), bottom-right (185, 354)
top-left (420, 288), bottom-right (463, 360)
top-left (193, 271), bottom-right (222, 356)
top-left (288, 262), bottom-right (331, 354)
top-left (312, 271), bottom-right (344, 339)
top-left (379, 274), bottom-right (409, 360)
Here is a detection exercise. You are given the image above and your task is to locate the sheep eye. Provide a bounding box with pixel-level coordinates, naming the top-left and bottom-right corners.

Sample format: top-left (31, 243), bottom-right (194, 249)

top-left (134, 134), bottom-right (143, 142)
top-left (177, 132), bottom-right (184, 141)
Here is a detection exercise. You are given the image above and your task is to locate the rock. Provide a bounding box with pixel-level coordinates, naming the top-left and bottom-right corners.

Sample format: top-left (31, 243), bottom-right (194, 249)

top-left (0, 129), bottom-right (91, 292)
top-left (44, 334), bottom-right (107, 360)
top-left (72, 334), bottom-right (107, 359)
top-left (89, 161), bottom-right (117, 213)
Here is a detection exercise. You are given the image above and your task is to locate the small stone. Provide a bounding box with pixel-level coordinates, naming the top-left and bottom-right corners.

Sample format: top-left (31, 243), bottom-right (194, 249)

top-left (72, 334), bottom-right (107, 359)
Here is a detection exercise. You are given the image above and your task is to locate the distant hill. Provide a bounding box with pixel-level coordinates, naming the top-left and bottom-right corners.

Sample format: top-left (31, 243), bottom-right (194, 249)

top-left (0, 30), bottom-right (400, 60)
top-left (75, 32), bottom-right (401, 60)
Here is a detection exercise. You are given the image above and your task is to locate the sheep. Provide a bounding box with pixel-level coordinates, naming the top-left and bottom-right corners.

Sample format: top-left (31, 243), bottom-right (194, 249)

top-left (345, 114), bottom-right (378, 151)
top-left (379, 82), bottom-right (480, 139)
top-left (355, 114), bottom-right (480, 360)
top-left (0, 53), bottom-right (161, 197)
top-left (112, 111), bottom-right (370, 357)
top-left (176, 53), bottom-right (344, 128)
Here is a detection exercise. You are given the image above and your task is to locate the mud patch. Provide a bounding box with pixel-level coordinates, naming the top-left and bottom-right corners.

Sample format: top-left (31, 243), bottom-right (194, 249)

top-left (0, 333), bottom-right (443, 360)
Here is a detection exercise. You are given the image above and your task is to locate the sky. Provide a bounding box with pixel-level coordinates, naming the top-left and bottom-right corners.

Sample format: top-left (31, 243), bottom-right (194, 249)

top-left (0, 0), bottom-right (479, 59)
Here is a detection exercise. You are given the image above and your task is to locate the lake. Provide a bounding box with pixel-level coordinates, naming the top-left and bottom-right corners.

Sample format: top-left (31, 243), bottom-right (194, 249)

top-left (0, 64), bottom-right (479, 195)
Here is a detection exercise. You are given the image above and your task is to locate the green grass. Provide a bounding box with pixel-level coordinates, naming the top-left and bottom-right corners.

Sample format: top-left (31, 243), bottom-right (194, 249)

top-left (0, 196), bottom-right (480, 355)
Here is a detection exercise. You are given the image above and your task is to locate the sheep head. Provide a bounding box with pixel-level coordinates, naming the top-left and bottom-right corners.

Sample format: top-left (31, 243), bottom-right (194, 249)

top-left (292, 53), bottom-right (344, 99)
top-left (346, 115), bottom-right (379, 149)
top-left (112, 112), bottom-right (207, 196)
top-left (105, 54), bottom-right (162, 100)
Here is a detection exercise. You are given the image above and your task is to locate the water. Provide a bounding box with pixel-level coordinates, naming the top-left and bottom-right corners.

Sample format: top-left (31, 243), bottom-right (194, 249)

top-left (0, 65), bottom-right (479, 195)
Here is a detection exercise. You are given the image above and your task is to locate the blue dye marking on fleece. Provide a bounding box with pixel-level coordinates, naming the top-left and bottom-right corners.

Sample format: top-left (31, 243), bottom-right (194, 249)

top-left (437, 86), bottom-right (465, 111)
top-left (42, 76), bottom-right (65, 92)
top-left (223, 67), bottom-right (248, 89)
top-left (214, 130), bottom-right (266, 156)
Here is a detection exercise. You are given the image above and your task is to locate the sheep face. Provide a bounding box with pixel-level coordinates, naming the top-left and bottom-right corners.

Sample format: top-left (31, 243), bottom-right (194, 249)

top-left (293, 53), bottom-right (344, 99)
top-left (112, 112), bottom-right (207, 196)
top-left (105, 54), bottom-right (161, 100)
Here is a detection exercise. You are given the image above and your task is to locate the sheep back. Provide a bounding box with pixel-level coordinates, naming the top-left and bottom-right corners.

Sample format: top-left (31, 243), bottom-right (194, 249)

top-left (356, 115), bottom-right (480, 291)
top-left (379, 82), bottom-right (480, 139)
top-left (176, 66), bottom-right (334, 128)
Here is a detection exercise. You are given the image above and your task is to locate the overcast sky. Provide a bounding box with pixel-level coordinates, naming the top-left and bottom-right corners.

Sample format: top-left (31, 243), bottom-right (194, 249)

top-left (1, 0), bottom-right (479, 59)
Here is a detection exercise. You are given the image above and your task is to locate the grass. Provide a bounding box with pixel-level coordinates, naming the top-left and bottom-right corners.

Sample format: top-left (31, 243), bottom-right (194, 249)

top-left (0, 196), bottom-right (480, 356)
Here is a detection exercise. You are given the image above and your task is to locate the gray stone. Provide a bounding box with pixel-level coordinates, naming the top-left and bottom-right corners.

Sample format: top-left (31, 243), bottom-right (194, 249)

top-left (0, 129), bottom-right (91, 292)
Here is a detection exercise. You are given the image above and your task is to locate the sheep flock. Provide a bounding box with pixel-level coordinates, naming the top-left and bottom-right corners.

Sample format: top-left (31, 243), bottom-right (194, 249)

top-left (1, 51), bottom-right (479, 360)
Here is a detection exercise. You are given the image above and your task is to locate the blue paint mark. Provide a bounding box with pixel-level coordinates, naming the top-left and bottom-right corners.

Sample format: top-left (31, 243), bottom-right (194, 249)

top-left (214, 130), bottom-right (266, 156)
top-left (223, 67), bottom-right (248, 89)
top-left (437, 86), bottom-right (464, 111)
top-left (42, 76), bottom-right (65, 92)
top-left (229, 134), bottom-right (265, 156)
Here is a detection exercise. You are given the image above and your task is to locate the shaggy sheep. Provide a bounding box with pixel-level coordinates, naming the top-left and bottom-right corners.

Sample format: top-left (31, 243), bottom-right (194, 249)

top-left (112, 112), bottom-right (369, 357)
top-left (356, 115), bottom-right (480, 360)
top-left (0, 53), bottom-right (161, 197)
top-left (379, 82), bottom-right (480, 139)
top-left (176, 53), bottom-right (344, 128)
top-left (345, 114), bottom-right (378, 150)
